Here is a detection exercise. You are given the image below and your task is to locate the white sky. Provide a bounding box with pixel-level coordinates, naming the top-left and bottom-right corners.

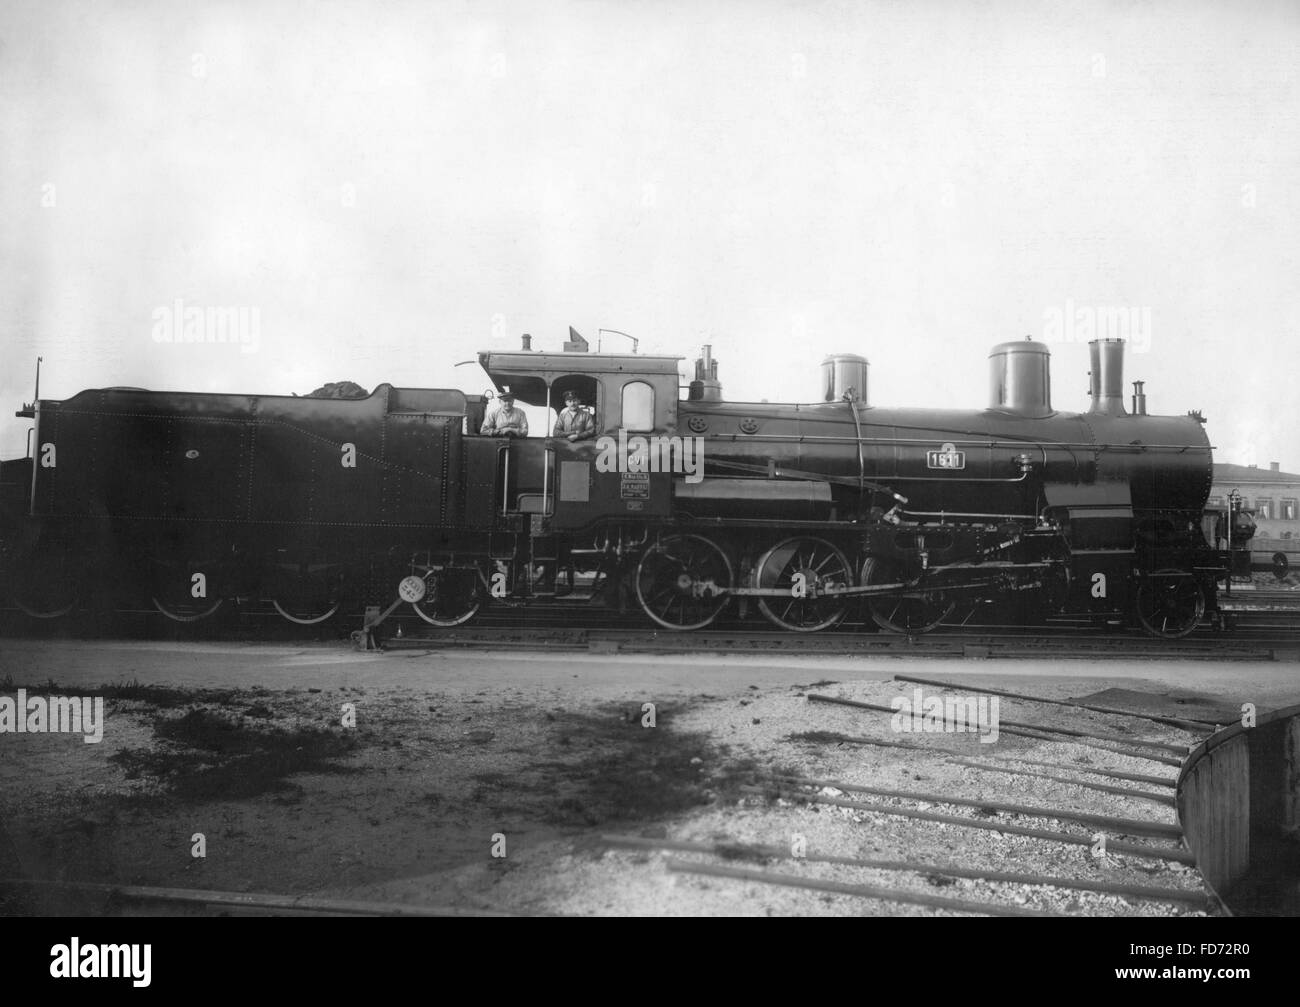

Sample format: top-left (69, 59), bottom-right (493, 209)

top-left (2, 0), bottom-right (1297, 468)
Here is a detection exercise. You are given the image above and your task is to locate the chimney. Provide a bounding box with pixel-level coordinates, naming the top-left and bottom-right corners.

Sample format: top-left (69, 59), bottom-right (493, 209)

top-left (1271, 461), bottom-right (1280, 473)
top-left (521, 333), bottom-right (532, 351)
top-left (1088, 338), bottom-right (1127, 416)
top-left (688, 345), bottom-right (723, 401)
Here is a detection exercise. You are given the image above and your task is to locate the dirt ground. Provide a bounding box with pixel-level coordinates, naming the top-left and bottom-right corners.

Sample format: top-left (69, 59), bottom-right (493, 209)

top-left (0, 649), bottom-right (1255, 917)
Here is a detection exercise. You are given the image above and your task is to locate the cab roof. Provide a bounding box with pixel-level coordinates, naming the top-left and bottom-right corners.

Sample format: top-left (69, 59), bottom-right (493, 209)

top-left (477, 349), bottom-right (683, 407)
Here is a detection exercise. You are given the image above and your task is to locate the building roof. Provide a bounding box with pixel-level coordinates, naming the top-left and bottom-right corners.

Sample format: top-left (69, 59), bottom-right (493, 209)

top-left (1214, 462), bottom-right (1300, 485)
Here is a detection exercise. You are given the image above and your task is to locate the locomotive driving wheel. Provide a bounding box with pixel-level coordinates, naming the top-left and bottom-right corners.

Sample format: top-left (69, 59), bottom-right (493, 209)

top-left (635, 534), bottom-right (733, 631)
top-left (410, 568), bottom-right (482, 627)
top-left (860, 556), bottom-right (954, 634)
top-left (755, 536), bottom-right (852, 632)
top-left (1134, 568), bottom-right (1205, 639)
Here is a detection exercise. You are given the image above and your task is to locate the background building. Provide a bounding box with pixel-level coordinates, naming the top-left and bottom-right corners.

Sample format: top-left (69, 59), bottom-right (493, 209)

top-left (1211, 463), bottom-right (1300, 540)
top-left (1212, 462), bottom-right (1300, 583)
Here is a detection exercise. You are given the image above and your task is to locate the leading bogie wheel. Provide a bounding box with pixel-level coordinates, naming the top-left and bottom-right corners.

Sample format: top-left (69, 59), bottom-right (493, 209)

top-left (1134, 568), bottom-right (1205, 639)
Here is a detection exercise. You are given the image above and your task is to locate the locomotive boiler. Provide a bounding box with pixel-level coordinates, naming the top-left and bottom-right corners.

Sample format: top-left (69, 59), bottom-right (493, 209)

top-left (0, 331), bottom-right (1251, 639)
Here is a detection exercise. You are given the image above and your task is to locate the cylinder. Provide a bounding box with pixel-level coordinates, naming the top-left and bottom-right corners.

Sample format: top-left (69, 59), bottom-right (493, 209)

top-left (821, 354), bottom-right (869, 405)
top-left (1089, 338), bottom-right (1127, 415)
top-left (987, 339), bottom-right (1052, 416)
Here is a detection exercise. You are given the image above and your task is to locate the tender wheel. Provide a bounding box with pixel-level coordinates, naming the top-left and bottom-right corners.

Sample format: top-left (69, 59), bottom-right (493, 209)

top-left (635, 534), bottom-right (732, 631)
top-left (1273, 552), bottom-right (1289, 581)
top-left (269, 558), bottom-right (343, 625)
top-left (13, 598), bottom-right (78, 619)
top-left (152, 597), bottom-right (224, 622)
top-left (13, 589), bottom-right (79, 619)
top-left (860, 556), bottom-right (954, 634)
top-left (410, 568), bottom-right (481, 627)
top-left (272, 599), bottom-right (340, 625)
top-left (8, 543), bottom-right (81, 618)
top-left (1134, 568), bottom-right (1205, 638)
top-left (755, 537), bottom-right (852, 632)
top-left (151, 560), bottom-right (225, 623)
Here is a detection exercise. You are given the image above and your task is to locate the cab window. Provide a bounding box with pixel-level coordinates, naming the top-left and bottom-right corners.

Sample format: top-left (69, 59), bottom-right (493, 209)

top-left (552, 376), bottom-right (600, 432)
top-left (622, 381), bottom-right (654, 432)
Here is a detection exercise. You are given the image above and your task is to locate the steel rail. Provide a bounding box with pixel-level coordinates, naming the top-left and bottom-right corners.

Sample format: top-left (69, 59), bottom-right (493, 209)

top-left (945, 758), bottom-right (1176, 807)
top-left (744, 786), bottom-right (1196, 865)
top-left (777, 775), bottom-right (1183, 840)
top-left (892, 673), bottom-right (1223, 731)
top-left (663, 858), bottom-right (1060, 917)
top-left (805, 693), bottom-right (1192, 754)
top-left (601, 835), bottom-right (1206, 907)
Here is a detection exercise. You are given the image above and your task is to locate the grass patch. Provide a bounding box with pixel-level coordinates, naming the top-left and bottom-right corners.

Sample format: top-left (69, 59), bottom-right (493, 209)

top-left (0, 675), bottom-right (232, 709)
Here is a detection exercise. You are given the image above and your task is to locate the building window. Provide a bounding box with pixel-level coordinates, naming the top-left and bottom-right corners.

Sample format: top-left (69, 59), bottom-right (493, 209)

top-left (1256, 498), bottom-right (1273, 520)
top-left (1283, 499), bottom-right (1298, 521)
top-left (1207, 495), bottom-right (1225, 508)
top-left (622, 381), bottom-right (655, 432)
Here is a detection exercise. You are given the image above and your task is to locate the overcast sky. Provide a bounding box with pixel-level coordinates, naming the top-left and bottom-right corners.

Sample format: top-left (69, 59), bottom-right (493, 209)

top-left (2, 0), bottom-right (1297, 468)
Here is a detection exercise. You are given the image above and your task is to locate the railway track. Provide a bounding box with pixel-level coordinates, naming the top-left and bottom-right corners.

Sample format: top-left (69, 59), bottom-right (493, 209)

top-left (380, 611), bottom-right (1300, 659)
top-left (5, 585), bottom-right (1297, 655)
top-left (593, 675), bottom-right (1295, 916)
top-left (385, 632), bottom-right (1298, 660)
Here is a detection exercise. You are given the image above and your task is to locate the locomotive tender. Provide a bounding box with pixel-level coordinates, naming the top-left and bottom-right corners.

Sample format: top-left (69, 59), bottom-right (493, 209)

top-left (0, 332), bottom-right (1254, 638)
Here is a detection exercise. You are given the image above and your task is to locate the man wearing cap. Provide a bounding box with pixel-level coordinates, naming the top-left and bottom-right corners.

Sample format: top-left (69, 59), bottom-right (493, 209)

top-left (553, 390), bottom-right (595, 441)
top-left (480, 391), bottom-right (529, 437)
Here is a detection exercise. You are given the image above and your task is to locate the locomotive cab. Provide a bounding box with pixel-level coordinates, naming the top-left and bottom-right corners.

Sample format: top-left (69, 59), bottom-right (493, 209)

top-left (476, 346), bottom-right (683, 530)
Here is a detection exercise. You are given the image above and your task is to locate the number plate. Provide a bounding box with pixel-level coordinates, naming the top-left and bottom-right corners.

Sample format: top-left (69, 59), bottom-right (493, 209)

top-left (926, 442), bottom-right (966, 470)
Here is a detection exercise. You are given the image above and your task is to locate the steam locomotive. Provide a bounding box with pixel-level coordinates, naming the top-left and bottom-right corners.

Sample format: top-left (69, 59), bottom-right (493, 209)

top-left (0, 331), bottom-right (1255, 639)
